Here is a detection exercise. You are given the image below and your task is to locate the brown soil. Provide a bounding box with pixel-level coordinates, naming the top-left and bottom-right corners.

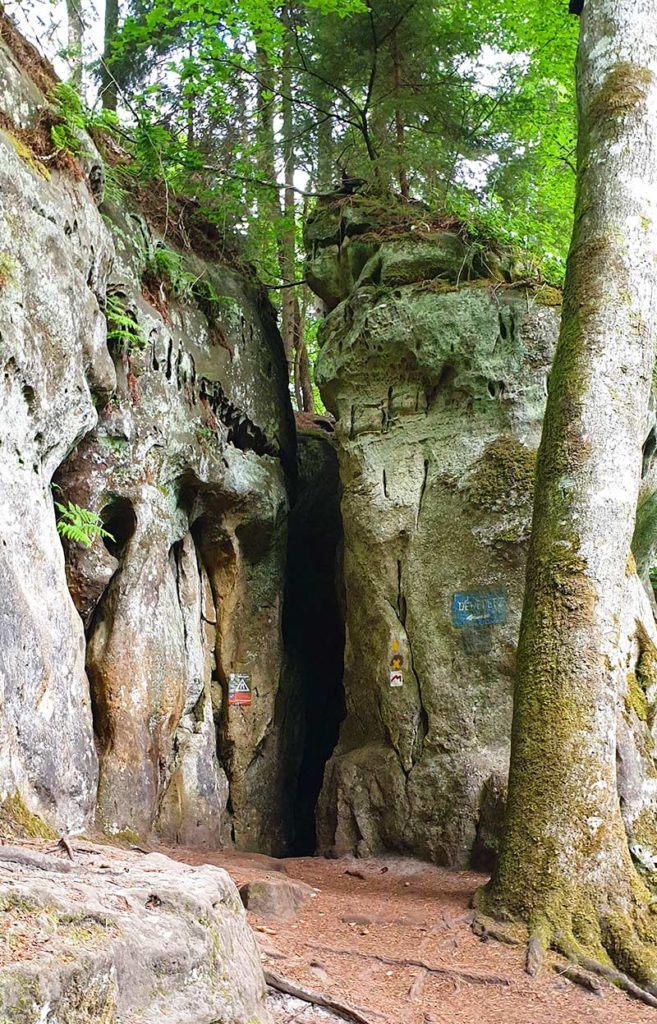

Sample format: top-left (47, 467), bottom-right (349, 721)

top-left (0, 9), bottom-right (58, 95)
top-left (168, 846), bottom-right (657, 1024)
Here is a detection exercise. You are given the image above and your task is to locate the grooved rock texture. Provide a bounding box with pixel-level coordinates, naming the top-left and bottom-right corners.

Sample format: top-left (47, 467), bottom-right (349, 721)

top-left (0, 22), bottom-right (299, 857)
top-left (0, 842), bottom-right (270, 1023)
top-left (58, 199), bottom-right (297, 853)
top-left (306, 194), bottom-right (657, 867)
top-left (0, 33), bottom-right (110, 834)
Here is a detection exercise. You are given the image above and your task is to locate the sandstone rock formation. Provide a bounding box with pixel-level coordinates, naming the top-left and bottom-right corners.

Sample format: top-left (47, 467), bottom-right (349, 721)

top-left (0, 19), bottom-right (300, 856)
top-left (0, 29), bottom-right (111, 835)
top-left (239, 876), bottom-right (315, 919)
top-left (306, 194), bottom-right (657, 867)
top-left (0, 841), bottom-right (269, 1023)
top-left (57, 198), bottom-right (297, 853)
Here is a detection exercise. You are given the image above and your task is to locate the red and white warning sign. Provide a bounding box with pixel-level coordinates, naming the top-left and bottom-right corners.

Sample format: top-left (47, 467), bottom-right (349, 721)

top-left (228, 673), bottom-right (252, 706)
top-left (390, 640), bottom-right (403, 687)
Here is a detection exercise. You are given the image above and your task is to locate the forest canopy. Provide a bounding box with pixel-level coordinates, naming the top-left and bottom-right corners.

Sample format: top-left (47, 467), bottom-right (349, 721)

top-left (8, 0), bottom-right (579, 405)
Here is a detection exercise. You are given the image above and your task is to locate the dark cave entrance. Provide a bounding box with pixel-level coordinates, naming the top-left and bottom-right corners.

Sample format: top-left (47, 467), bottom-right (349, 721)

top-left (285, 431), bottom-right (346, 855)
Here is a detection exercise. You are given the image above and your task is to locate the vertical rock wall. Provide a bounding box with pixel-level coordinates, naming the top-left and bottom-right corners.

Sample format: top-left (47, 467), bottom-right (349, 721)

top-left (0, 30), bottom-right (114, 832)
top-left (0, 22), bottom-right (299, 853)
top-left (307, 195), bottom-right (657, 867)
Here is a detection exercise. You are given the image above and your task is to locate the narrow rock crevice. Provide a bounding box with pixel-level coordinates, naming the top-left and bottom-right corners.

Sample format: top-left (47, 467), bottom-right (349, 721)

top-left (285, 429), bottom-right (346, 855)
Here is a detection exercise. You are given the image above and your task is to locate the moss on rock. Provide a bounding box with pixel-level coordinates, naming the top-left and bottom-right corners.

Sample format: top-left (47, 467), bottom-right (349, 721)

top-left (0, 793), bottom-right (56, 841)
top-left (533, 285), bottom-right (563, 308)
top-left (625, 672), bottom-right (649, 722)
top-left (467, 435), bottom-right (537, 514)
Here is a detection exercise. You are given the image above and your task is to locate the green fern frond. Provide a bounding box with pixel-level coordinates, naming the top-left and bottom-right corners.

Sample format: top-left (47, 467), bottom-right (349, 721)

top-left (55, 497), bottom-right (114, 548)
top-left (105, 293), bottom-right (146, 352)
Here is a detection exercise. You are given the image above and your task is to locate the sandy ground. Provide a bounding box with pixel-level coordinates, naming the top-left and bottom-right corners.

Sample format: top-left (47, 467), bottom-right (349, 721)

top-left (169, 846), bottom-right (657, 1024)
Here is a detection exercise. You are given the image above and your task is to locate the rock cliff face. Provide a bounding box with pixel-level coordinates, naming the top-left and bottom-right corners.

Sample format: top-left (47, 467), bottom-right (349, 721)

top-left (0, 20), bottom-right (298, 857)
top-left (3, 6), bottom-right (657, 897)
top-left (306, 195), bottom-right (657, 867)
top-left (0, 842), bottom-right (269, 1024)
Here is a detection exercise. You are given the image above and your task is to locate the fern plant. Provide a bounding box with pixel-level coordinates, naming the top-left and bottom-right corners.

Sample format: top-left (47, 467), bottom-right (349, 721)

top-left (106, 294), bottom-right (145, 352)
top-left (49, 82), bottom-right (119, 155)
top-left (143, 244), bottom-right (200, 302)
top-left (54, 498), bottom-right (114, 548)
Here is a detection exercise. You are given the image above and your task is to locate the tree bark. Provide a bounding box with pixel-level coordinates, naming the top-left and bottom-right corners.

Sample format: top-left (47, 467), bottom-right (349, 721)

top-left (483, 0), bottom-right (657, 990)
top-left (66, 0), bottom-right (83, 89)
top-left (101, 0), bottom-right (119, 111)
top-left (292, 295), bottom-right (315, 412)
top-left (280, 3), bottom-right (297, 377)
top-left (391, 28), bottom-right (409, 198)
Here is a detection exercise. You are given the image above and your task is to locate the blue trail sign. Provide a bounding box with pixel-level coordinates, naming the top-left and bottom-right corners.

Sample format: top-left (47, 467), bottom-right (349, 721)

top-left (452, 589), bottom-right (507, 627)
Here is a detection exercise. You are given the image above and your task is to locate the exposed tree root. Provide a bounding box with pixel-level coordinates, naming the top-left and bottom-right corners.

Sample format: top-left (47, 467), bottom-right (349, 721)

top-left (552, 961), bottom-right (602, 995)
top-left (303, 939), bottom-right (511, 986)
top-left (526, 924), bottom-right (550, 977)
top-left (554, 935), bottom-right (657, 1009)
top-left (471, 911), bottom-right (523, 947)
top-left (57, 836), bottom-right (75, 861)
top-left (472, 903), bottom-right (657, 1008)
top-left (264, 969), bottom-right (376, 1024)
top-left (0, 844), bottom-right (73, 873)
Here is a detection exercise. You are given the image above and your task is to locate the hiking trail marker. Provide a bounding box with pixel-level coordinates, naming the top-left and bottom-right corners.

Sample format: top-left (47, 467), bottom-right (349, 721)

top-left (389, 640), bottom-right (404, 687)
top-left (228, 673), bottom-right (252, 706)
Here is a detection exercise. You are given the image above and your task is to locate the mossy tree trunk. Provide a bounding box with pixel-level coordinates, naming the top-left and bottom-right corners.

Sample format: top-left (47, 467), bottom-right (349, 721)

top-left (483, 0), bottom-right (657, 991)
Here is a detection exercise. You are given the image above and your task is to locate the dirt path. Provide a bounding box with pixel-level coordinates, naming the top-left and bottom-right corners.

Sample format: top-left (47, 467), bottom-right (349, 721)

top-left (167, 847), bottom-right (657, 1024)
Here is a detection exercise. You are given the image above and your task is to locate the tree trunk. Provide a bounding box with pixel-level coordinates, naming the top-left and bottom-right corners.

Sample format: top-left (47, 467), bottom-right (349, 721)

top-left (391, 28), bottom-right (409, 199)
top-left (101, 0), bottom-right (119, 111)
top-left (483, 0), bottom-right (657, 989)
top-left (280, 4), bottom-right (297, 377)
top-left (66, 0), bottom-right (83, 89)
top-left (316, 98), bottom-right (334, 192)
top-left (293, 296), bottom-right (315, 413)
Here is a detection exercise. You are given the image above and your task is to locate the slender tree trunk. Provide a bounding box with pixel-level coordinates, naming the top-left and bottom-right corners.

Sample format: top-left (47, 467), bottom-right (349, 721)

top-left (185, 40), bottom-right (195, 150)
top-left (391, 28), bottom-right (409, 198)
top-left (280, 4), bottom-right (297, 377)
top-left (66, 0), bottom-right (83, 88)
top-left (316, 104), bottom-right (334, 192)
top-left (101, 0), bottom-right (119, 111)
top-left (293, 298), bottom-right (303, 410)
top-left (255, 45), bottom-right (280, 216)
top-left (483, 0), bottom-right (657, 989)
top-left (292, 296), bottom-right (315, 412)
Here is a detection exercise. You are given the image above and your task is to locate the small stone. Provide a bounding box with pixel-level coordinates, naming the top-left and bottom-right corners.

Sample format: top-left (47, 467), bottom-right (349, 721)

top-left (239, 877), bottom-right (315, 920)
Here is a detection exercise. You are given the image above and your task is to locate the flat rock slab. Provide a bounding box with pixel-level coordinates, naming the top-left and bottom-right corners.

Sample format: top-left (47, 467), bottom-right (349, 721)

top-left (0, 840), bottom-right (269, 1023)
top-left (240, 878), bottom-right (316, 920)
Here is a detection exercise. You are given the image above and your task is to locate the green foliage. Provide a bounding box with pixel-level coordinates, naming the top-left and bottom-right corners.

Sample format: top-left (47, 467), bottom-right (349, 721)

top-left (53, 492), bottom-right (114, 549)
top-left (35, 0), bottom-right (580, 405)
top-left (105, 293), bottom-right (146, 352)
top-left (49, 82), bottom-right (119, 155)
top-left (143, 244), bottom-right (199, 300)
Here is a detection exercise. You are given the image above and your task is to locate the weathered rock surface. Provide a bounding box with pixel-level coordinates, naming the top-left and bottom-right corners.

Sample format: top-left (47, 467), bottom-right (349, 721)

top-left (306, 194), bottom-right (657, 867)
top-left (0, 30), bottom-right (110, 834)
top-left (57, 198), bottom-right (297, 853)
top-left (0, 18), bottom-right (300, 856)
top-left (239, 877), bottom-right (315, 919)
top-left (0, 841), bottom-right (270, 1022)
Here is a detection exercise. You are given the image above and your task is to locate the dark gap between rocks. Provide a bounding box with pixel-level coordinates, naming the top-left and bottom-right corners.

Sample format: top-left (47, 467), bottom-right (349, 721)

top-left (284, 431), bottom-right (346, 855)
